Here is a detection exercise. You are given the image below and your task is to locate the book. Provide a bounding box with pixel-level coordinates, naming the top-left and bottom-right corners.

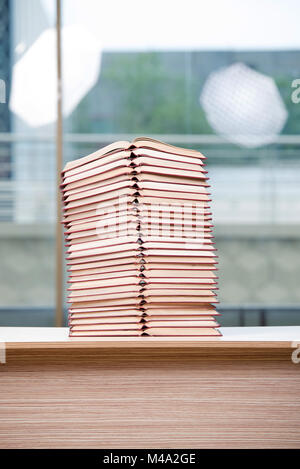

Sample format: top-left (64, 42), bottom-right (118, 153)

top-left (61, 137), bottom-right (221, 337)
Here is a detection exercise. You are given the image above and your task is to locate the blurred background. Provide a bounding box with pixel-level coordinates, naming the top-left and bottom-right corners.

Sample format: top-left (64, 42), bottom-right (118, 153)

top-left (0, 0), bottom-right (299, 327)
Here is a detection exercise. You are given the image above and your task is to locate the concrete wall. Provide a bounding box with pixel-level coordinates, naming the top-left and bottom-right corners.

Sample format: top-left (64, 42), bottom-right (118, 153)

top-left (0, 223), bottom-right (299, 312)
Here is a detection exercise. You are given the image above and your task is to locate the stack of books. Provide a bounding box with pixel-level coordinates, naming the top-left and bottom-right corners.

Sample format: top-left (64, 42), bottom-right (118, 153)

top-left (61, 137), bottom-right (221, 337)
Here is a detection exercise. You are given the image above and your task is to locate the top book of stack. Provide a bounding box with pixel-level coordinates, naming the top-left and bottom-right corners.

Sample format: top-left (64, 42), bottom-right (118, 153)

top-left (61, 137), bottom-right (221, 337)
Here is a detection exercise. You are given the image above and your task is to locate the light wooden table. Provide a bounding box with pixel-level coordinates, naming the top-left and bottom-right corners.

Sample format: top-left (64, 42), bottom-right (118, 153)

top-left (0, 326), bottom-right (299, 449)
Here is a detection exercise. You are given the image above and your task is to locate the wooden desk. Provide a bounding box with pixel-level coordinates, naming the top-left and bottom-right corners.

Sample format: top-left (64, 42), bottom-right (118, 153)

top-left (0, 326), bottom-right (299, 449)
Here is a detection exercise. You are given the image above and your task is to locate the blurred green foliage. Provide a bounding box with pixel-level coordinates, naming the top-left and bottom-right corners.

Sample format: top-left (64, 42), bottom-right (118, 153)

top-left (71, 53), bottom-right (212, 134)
top-left (276, 75), bottom-right (300, 134)
top-left (71, 52), bottom-right (300, 136)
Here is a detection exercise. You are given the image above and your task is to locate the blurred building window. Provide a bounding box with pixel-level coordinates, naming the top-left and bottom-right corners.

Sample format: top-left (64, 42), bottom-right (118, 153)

top-left (0, 0), bottom-right (299, 326)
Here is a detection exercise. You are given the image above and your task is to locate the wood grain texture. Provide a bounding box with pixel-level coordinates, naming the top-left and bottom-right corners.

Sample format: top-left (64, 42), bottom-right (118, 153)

top-left (0, 346), bottom-right (299, 449)
top-left (5, 340), bottom-right (296, 350)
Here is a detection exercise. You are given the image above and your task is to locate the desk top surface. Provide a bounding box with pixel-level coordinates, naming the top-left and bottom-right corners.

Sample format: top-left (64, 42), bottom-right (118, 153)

top-left (0, 326), bottom-right (299, 349)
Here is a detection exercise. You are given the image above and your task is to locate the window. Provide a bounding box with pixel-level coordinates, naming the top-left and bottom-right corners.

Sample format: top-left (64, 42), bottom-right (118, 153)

top-left (0, 0), bottom-right (299, 326)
